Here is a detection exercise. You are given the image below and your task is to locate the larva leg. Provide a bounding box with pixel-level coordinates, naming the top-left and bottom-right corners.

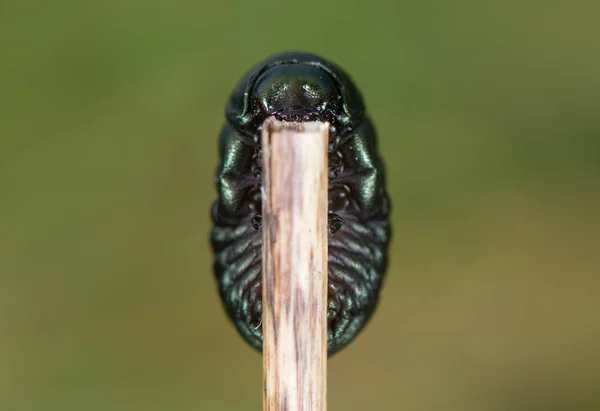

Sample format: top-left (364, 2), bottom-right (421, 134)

top-left (324, 117), bottom-right (391, 354)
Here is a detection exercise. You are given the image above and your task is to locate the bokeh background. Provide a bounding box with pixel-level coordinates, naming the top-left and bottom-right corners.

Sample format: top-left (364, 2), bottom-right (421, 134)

top-left (1, 1), bottom-right (599, 410)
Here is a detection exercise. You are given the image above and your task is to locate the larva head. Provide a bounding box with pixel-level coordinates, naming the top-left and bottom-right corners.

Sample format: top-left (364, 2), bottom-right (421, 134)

top-left (252, 63), bottom-right (338, 123)
top-left (225, 52), bottom-right (366, 136)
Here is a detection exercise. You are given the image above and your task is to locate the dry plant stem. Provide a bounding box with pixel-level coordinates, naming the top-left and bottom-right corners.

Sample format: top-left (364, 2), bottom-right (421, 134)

top-left (261, 117), bottom-right (329, 411)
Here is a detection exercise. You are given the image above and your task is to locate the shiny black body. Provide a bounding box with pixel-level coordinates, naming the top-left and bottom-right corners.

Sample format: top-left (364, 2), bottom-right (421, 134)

top-left (211, 52), bottom-right (390, 356)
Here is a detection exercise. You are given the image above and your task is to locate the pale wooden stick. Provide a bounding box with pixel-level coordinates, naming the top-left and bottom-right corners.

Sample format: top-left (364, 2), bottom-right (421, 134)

top-left (261, 117), bottom-right (329, 411)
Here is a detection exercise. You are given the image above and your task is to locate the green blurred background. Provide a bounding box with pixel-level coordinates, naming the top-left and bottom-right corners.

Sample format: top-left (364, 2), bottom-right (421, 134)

top-left (1, 1), bottom-right (599, 410)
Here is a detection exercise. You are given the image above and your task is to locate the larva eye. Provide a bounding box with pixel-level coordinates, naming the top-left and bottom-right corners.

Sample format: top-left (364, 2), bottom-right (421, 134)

top-left (211, 51), bottom-right (391, 357)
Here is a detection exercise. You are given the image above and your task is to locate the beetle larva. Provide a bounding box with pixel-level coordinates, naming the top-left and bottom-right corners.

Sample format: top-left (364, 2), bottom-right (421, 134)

top-left (210, 51), bottom-right (391, 356)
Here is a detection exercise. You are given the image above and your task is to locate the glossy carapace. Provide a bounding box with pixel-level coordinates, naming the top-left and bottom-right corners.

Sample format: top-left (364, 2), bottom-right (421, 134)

top-left (211, 52), bottom-right (390, 356)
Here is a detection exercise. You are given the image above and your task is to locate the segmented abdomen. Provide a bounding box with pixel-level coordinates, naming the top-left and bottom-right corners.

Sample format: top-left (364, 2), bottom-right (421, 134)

top-left (211, 119), bottom-right (390, 356)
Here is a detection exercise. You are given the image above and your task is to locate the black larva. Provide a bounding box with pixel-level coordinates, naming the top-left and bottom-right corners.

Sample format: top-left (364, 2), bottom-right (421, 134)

top-left (210, 51), bottom-right (391, 356)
